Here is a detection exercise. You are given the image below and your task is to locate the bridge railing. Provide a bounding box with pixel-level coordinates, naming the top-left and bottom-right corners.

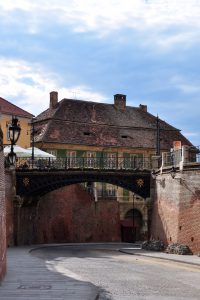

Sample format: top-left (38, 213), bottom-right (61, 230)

top-left (162, 145), bottom-right (200, 168)
top-left (183, 145), bottom-right (200, 163)
top-left (15, 156), bottom-right (153, 171)
top-left (162, 149), bottom-right (182, 167)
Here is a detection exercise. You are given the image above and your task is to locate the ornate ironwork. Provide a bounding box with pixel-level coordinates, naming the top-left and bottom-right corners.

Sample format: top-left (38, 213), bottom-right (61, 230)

top-left (16, 169), bottom-right (151, 199)
top-left (15, 156), bottom-right (152, 171)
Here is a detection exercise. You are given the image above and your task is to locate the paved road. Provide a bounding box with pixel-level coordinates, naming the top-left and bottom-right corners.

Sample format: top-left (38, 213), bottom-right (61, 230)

top-left (0, 246), bottom-right (98, 300)
top-left (32, 244), bottom-right (200, 300)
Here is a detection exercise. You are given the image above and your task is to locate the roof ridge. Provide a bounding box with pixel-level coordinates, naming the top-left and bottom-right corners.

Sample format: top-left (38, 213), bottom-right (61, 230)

top-left (62, 97), bottom-right (141, 109)
top-left (0, 97), bottom-right (33, 118)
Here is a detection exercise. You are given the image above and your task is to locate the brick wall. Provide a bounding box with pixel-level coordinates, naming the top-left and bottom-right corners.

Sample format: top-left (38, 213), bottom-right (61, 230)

top-left (5, 170), bottom-right (15, 247)
top-left (151, 170), bottom-right (200, 253)
top-left (0, 129), bottom-right (6, 281)
top-left (177, 171), bottom-right (200, 253)
top-left (17, 184), bottom-right (121, 245)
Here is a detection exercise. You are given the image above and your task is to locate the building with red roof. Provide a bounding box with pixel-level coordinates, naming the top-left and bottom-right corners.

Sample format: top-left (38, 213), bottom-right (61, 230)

top-left (0, 97), bottom-right (34, 148)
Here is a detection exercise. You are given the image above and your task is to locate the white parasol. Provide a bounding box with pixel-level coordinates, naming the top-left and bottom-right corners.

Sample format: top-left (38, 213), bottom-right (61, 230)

top-left (4, 145), bottom-right (32, 157)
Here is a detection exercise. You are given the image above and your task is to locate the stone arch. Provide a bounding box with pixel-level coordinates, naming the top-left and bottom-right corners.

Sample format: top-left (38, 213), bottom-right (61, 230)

top-left (123, 206), bottom-right (143, 220)
top-left (16, 170), bottom-right (151, 199)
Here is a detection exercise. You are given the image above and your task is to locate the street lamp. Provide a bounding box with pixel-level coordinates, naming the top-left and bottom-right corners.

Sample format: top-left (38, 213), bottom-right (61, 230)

top-left (132, 192), bottom-right (135, 243)
top-left (8, 117), bottom-right (21, 165)
top-left (156, 115), bottom-right (160, 156)
top-left (27, 117), bottom-right (36, 168)
top-left (31, 118), bottom-right (36, 166)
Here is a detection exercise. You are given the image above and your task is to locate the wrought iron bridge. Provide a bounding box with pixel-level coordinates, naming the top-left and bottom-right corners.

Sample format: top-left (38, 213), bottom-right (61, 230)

top-left (15, 146), bottom-right (200, 199)
top-left (16, 156), bottom-right (153, 171)
top-left (15, 157), bottom-right (152, 198)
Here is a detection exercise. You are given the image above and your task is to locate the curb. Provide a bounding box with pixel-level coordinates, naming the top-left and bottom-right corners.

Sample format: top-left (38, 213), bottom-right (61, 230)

top-left (119, 249), bottom-right (200, 267)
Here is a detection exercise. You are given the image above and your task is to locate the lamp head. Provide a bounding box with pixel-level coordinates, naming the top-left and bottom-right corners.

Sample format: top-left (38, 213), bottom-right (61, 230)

top-left (7, 151), bottom-right (17, 166)
top-left (8, 117), bottom-right (21, 144)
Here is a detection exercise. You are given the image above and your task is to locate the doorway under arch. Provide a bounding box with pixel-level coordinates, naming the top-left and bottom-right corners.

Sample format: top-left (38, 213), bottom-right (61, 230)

top-left (121, 208), bottom-right (143, 242)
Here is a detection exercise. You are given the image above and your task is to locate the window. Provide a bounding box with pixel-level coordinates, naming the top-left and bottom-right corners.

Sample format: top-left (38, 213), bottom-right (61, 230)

top-left (130, 154), bottom-right (143, 168)
top-left (106, 184), bottom-right (116, 197)
top-left (97, 183), bottom-right (116, 198)
top-left (122, 153), bottom-right (144, 169)
top-left (106, 152), bottom-right (117, 169)
top-left (83, 132), bottom-right (91, 136)
top-left (66, 151), bottom-right (76, 168)
top-left (47, 149), bottom-right (57, 157)
top-left (86, 151), bottom-right (96, 168)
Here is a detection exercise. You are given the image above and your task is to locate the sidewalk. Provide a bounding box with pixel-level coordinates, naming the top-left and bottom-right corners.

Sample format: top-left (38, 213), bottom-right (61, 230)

top-left (0, 246), bottom-right (99, 300)
top-left (119, 246), bottom-right (200, 266)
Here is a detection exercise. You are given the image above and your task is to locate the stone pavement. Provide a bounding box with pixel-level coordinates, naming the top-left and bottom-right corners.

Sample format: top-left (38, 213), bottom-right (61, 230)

top-left (1, 244), bottom-right (200, 300)
top-left (119, 246), bottom-right (200, 266)
top-left (0, 246), bottom-right (99, 300)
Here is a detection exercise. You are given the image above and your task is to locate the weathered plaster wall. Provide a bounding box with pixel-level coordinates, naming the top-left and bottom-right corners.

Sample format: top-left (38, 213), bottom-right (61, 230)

top-left (0, 129), bottom-right (6, 280)
top-left (151, 170), bottom-right (200, 253)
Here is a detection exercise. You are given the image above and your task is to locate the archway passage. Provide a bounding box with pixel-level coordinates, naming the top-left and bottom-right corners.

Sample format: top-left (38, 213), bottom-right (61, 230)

top-left (16, 169), bottom-right (151, 199)
top-left (14, 184), bottom-right (121, 245)
top-left (121, 209), bottom-right (143, 243)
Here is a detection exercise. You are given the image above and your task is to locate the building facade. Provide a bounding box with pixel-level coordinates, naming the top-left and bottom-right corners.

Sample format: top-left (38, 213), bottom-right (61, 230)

top-left (0, 97), bottom-right (33, 148)
top-left (33, 91), bottom-right (192, 242)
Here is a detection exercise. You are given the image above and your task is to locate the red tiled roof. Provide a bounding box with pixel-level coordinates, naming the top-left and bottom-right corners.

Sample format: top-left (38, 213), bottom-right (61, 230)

top-left (34, 98), bottom-right (192, 150)
top-left (0, 97), bottom-right (33, 118)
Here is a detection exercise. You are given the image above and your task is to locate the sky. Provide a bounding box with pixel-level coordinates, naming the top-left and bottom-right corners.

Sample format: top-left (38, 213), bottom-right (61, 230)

top-left (0, 0), bottom-right (200, 145)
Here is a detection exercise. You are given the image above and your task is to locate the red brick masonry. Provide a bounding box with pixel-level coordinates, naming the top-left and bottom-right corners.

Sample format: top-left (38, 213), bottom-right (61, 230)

top-left (16, 184), bottom-right (121, 245)
top-left (151, 171), bottom-right (200, 253)
top-left (0, 130), bottom-right (6, 281)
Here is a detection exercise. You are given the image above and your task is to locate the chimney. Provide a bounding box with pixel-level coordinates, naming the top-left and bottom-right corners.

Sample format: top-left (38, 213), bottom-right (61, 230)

top-left (50, 91), bottom-right (58, 109)
top-left (114, 94), bottom-right (126, 110)
top-left (139, 104), bottom-right (147, 112)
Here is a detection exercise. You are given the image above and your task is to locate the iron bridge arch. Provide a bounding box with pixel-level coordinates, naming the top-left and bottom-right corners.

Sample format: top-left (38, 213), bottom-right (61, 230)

top-left (16, 169), bottom-right (151, 198)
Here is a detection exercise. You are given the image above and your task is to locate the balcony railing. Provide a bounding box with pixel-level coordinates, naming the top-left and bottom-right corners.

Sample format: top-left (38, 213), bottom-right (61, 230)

top-left (15, 156), bottom-right (153, 171)
top-left (162, 146), bottom-right (200, 168)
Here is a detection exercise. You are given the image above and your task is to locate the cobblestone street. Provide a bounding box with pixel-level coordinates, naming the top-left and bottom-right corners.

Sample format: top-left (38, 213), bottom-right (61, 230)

top-left (1, 243), bottom-right (199, 300)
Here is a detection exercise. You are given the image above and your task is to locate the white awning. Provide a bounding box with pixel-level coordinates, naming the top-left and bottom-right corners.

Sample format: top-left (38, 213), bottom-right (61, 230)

top-left (4, 145), bottom-right (32, 157)
top-left (27, 147), bottom-right (56, 159)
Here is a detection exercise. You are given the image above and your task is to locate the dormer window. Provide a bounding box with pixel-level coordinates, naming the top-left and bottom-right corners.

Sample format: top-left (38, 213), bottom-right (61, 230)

top-left (121, 135), bottom-right (128, 139)
top-left (83, 132), bottom-right (91, 136)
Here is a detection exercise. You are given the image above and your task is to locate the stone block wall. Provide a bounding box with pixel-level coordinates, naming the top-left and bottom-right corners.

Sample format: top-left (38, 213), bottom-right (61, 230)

top-left (151, 170), bottom-right (200, 253)
top-left (0, 130), bottom-right (6, 281)
top-left (17, 184), bottom-right (121, 245)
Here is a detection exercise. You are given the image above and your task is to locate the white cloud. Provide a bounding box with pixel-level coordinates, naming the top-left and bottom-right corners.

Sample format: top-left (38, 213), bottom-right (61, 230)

top-left (0, 58), bottom-right (106, 115)
top-left (155, 31), bottom-right (200, 50)
top-left (170, 76), bottom-right (200, 95)
top-left (183, 132), bottom-right (199, 137)
top-left (0, 0), bottom-right (200, 42)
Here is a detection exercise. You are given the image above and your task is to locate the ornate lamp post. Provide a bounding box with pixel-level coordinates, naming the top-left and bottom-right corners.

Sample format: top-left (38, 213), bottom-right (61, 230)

top-left (31, 118), bottom-right (35, 168)
top-left (156, 115), bottom-right (160, 156)
top-left (27, 117), bottom-right (36, 168)
top-left (8, 117), bottom-right (21, 165)
top-left (132, 193), bottom-right (135, 243)
top-left (27, 117), bottom-right (37, 168)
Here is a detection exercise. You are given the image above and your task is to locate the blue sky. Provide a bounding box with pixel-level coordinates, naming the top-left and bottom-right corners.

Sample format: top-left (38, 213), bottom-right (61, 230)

top-left (0, 0), bottom-right (200, 145)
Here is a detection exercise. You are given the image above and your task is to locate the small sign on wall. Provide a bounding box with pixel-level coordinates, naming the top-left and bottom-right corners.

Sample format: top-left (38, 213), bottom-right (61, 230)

top-left (173, 141), bottom-right (182, 151)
